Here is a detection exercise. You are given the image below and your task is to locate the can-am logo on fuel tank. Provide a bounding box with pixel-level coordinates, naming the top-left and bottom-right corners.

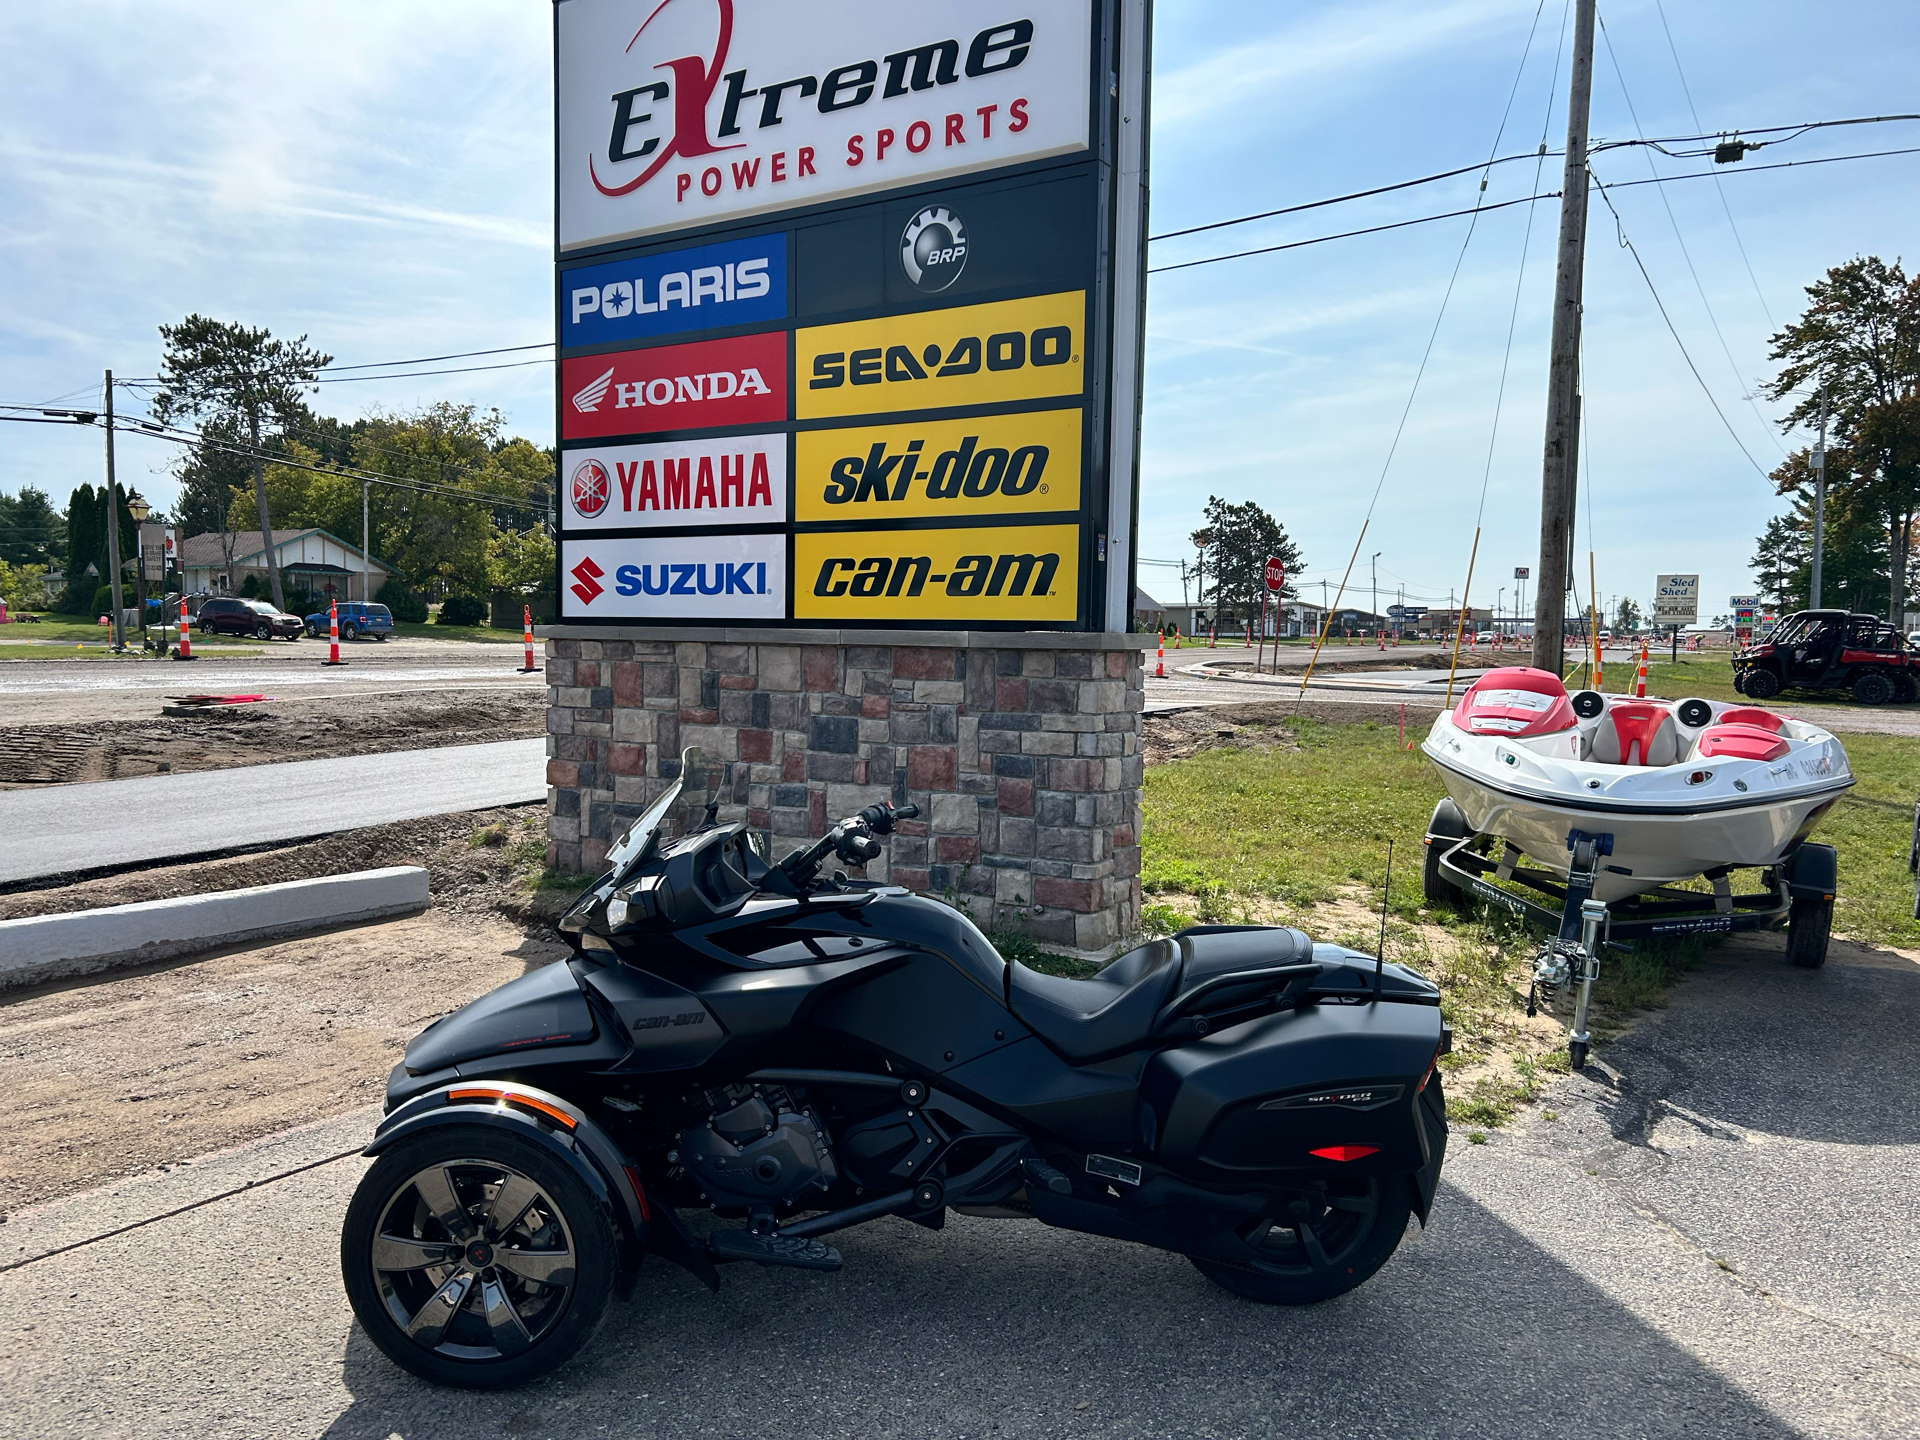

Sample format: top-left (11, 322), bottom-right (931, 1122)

top-left (556, 0), bottom-right (1093, 249)
top-left (900, 206), bottom-right (968, 292)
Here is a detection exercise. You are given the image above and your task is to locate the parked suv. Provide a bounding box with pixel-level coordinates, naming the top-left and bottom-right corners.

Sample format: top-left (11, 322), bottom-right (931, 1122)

top-left (1734, 609), bottom-right (1915, 704)
top-left (301, 600), bottom-right (394, 640)
top-left (196, 597), bottom-right (303, 641)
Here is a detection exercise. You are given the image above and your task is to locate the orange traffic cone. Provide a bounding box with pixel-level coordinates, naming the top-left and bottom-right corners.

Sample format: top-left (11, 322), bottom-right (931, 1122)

top-left (1635, 640), bottom-right (1648, 698)
top-left (1208, 623), bottom-right (1216, 649)
top-left (321, 598), bottom-right (348, 666)
top-left (1154, 630), bottom-right (1165, 678)
top-left (174, 595), bottom-right (193, 660)
top-left (517, 603), bottom-right (541, 673)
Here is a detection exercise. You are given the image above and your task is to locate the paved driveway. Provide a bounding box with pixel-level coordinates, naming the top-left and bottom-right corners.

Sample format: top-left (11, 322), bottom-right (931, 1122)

top-left (2, 936), bottom-right (1914, 1440)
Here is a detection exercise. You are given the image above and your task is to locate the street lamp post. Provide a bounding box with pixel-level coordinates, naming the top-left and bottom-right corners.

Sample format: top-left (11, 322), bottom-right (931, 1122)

top-left (127, 491), bottom-right (150, 644)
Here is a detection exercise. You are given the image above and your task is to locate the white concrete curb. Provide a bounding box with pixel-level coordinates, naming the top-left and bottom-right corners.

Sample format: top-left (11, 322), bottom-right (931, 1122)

top-left (0, 866), bottom-right (430, 991)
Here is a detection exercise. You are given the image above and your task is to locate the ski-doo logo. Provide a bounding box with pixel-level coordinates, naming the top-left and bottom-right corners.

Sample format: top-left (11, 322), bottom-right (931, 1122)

top-left (797, 291), bottom-right (1083, 419)
top-left (570, 556), bottom-right (606, 605)
top-left (561, 536), bottom-right (784, 620)
top-left (560, 332), bottom-right (787, 440)
top-left (794, 409), bottom-right (1081, 522)
top-left (793, 523), bottom-right (1078, 622)
top-left (901, 205), bottom-right (968, 292)
top-left (569, 458), bottom-right (613, 518)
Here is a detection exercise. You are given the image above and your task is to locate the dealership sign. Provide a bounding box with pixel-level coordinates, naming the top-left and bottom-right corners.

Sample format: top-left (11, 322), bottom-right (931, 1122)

top-left (1653, 573), bottom-right (1700, 624)
top-left (556, 1), bottom-right (1093, 251)
top-left (554, 0), bottom-right (1150, 629)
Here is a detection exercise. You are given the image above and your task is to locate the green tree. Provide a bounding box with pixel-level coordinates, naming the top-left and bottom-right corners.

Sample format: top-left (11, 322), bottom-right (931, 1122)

top-left (1752, 452), bottom-right (1890, 615)
top-left (152, 316), bottom-right (332, 610)
top-left (489, 525), bottom-right (556, 591)
top-left (0, 486), bottom-right (65, 567)
top-left (1615, 597), bottom-right (1641, 632)
top-left (1195, 496), bottom-right (1302, 616)
top-left (1767, 256), bottom-right (1920, 622)
top-left (58, 483), bottom-right (136, 613)
top-left (0, 561), bottom-right (50, 612)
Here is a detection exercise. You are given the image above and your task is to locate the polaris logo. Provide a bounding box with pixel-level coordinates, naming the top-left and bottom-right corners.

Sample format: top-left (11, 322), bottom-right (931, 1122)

top-left (822, 436), bottom-right (1048, 504)
top-left (813, 550), bottom-right (1058, 599)
top-left (615, 562), bottom-right (769, 597)
top-left (810, 324), bottom-right (1071, 389)
top-left (571, 256), bottom-right (771, 324)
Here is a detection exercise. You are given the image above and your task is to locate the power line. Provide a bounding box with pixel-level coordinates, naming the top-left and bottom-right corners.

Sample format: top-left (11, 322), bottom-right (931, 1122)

top-left (1590, 177), bottom-right (1769, 479)
top-left (1651, 0), bottom-right (1774, 329)
top-left (1147, 192), bottom-right (1556, 274)
top-left (323, 342), bottom-right (552, 372)
top-left (1598, 12), bottom-right (1785, 456)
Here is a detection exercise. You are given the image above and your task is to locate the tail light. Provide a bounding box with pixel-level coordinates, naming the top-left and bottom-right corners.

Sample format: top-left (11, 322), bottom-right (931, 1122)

top-left (1310, 1145), bottom-right (1380, 1162)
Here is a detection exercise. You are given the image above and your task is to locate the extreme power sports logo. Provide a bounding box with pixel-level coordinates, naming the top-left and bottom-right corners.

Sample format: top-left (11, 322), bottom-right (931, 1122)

top-left (559, 332), bottom-right (787, 440)
top-left (556, 0), bottom-right (1092, 249)
top-left (561, 536), bottom-right (785, 619)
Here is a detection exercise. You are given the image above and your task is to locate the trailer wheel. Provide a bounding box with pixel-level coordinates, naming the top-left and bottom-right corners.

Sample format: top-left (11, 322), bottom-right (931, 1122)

top-left (1852, 670), bottom-right (1895, 706)
top-left (1786, 893), bottom-right (1832, 968)
top-left (1742, 667), bottom-right (1779, 700)
top-left (1423, 799), bottom-right (1468, 909)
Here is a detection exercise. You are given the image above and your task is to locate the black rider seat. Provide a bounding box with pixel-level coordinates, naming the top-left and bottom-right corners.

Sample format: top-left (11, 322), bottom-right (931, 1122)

top-left (1007, 926), bottom-right (1314, 1063)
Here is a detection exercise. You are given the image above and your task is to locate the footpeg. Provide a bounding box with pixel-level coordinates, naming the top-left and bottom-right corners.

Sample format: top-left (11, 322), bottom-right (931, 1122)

top-left (1021, 1158), bottom-right (1072, 1195)
top-left (708, 1229), bottom-right (843, 1271)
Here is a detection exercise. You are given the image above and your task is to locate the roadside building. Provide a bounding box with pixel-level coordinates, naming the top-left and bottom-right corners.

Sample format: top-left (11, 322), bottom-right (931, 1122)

top-left (181, 529), bottom-right (398, 605)
top-left (1134, 587), bottom-right (1165, 634)
top-left (1281, 602), bottom-right (1327, 638)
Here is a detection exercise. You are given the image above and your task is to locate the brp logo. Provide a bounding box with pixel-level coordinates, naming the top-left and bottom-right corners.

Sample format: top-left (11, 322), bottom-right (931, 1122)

top-left (571, 556), bottom-right (605, 606)
top-left (570, 459), bottom-right (612, 518)
top-left (901, 206), bottom-right (968, 293)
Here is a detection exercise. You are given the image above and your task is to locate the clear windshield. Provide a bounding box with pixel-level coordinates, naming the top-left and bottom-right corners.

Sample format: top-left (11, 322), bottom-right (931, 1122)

top-left (605, 746), bottom-right (701, 880)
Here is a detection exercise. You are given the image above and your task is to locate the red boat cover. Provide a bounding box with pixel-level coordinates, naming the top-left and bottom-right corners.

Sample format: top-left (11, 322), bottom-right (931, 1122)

top-left (1456, 667), bottom-right (1576, 737)
top-left (1695, 723), bottom-right (1791, 762)
top-left (1714, 706), bottom-right (1785, 733)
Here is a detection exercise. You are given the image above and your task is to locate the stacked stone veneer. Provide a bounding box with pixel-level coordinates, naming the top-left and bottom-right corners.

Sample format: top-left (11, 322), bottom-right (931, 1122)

top-left (541, 631), bottom-right (1147, 957)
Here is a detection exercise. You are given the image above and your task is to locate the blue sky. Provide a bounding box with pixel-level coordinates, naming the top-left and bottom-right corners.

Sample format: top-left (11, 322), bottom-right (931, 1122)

top-left (2, 1), bottom-right (1915, 622)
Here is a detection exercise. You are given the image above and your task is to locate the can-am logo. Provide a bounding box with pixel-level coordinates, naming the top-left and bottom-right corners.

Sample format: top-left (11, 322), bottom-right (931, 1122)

top-left (561, 435), bottom-right (787, 530)
top-left (556, 1), bottom-right (1092, 249)
top-left (560, 332), bottom-right (787, 440)
top-left (900, 206), bottom-right (968, 292)
top-left (812, 548), bottom-right (1058, 600)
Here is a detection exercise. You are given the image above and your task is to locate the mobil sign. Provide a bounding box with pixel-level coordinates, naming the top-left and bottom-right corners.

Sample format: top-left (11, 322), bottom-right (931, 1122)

top-left (556, 0), bottom-right (1093, 251)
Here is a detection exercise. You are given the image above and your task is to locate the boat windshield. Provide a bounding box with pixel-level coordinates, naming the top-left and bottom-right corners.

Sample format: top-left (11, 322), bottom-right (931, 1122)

top-left (605, 746), bottom-right (701, 881)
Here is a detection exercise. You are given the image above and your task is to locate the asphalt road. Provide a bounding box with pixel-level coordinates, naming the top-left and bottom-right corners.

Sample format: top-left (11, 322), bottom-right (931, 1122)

top-left (2, 933), bottom-right (1913, 1440)
top-left (0, 739), bottom-right (546, 883)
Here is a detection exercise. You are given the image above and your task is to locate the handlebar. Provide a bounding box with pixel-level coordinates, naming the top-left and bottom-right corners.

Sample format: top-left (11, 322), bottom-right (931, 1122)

top-left (775, 802), bottom-right (919, 888)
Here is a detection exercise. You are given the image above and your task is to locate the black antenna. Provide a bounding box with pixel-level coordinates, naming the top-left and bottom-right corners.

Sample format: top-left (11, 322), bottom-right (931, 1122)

top-left (1374, 839), bottom-right (1393, 1002)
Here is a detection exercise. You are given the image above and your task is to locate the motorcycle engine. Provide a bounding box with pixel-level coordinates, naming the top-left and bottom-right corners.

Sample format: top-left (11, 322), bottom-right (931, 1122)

top-left (676, 1089), bottom-right (838, 1209)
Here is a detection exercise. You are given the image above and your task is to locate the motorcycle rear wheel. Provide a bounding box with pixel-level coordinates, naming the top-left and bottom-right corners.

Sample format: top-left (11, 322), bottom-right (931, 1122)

top-left (1191, 1177), bottom-right (1412, 1305)
top-left (341, 1129), bottom-right (616, 1388)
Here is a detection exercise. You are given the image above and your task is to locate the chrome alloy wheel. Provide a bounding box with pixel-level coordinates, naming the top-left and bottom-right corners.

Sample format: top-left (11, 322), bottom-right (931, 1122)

top-left (370, 1158), bottom-right (578, 1359)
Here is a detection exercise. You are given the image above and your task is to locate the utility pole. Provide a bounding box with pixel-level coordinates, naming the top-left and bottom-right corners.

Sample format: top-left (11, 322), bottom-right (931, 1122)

top-left (1811, 381), bottom-right (1827, 609)
top-left (104, 369), bottom-right (126, 653)
top-left (1371, 551), bottom-right (1380, 635)
top-left (363, 481), bottom-right (372, 603)
top-left (1532, 0), bottom-right (1597, 671)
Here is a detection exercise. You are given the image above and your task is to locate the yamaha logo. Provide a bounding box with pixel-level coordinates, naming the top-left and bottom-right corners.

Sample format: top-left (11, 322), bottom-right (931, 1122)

top-left (901, 206), bottom-right (968, 293)
top-left (569, 458), bottom-right (612, 518)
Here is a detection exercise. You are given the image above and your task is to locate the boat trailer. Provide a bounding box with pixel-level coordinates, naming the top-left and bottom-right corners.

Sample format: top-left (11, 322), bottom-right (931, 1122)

top-left (1427, 823), bottom-right (1835, 1066)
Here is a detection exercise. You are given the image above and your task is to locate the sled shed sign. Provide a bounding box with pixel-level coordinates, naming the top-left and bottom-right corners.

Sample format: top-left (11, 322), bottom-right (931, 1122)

top-left (1653, 574), bottom-right (1700, 625)
top-left (552, 0), bottom-right (1152, 632)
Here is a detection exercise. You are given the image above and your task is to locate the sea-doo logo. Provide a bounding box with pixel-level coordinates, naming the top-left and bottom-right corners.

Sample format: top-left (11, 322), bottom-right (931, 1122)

top-left (569, 458), bottom-right (612, 518)
top-left (795, 410), bottom-right (1081, 522)
top-left (798, 291), bottom-right (1084, 419)
top-left (901, 205), bottom-right (968, 292)
top-left (570, 556), bottom-right (606, 606)
top-left (793, 523), bottom-right (1078, 622)
top-left (560, 333), bottom-right (787, 440)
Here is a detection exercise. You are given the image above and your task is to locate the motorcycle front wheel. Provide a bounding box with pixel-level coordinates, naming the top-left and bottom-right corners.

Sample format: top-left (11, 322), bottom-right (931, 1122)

top-left (340, 1129), bottom-right (616, 1389)
top-left (1191, 1177), bottom-right (1413, 1305)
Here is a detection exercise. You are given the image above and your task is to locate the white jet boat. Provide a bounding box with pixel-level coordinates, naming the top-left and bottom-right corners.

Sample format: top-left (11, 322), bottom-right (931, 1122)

top-left (1421, 666), bottom-right (1852, 903)
top-left (1418, 666), bottom-right (1851, 1065)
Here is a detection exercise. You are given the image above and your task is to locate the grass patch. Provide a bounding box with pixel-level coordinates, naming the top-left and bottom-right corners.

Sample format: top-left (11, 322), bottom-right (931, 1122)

top-left (389, 621), bottom-right (524, 644)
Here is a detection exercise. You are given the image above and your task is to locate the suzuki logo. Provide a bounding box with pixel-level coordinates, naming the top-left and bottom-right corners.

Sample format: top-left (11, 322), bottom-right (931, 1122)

top-left (570, 556), bottom-right (606, 606)
top-left (572, 367), bottom-right (615, 413)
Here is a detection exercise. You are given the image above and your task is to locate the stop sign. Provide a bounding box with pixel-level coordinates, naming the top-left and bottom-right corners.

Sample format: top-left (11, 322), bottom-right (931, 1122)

top-left (1264, 556), bottom-right (1285, 592)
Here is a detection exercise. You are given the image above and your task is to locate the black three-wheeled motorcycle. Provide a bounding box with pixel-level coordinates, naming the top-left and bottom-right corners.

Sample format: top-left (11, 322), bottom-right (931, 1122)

top-left (341, 751), bottom-right (1450, 1387)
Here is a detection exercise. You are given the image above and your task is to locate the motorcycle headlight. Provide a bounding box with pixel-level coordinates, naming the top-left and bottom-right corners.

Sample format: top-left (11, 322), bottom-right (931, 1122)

top-left (606, 892), bottom-right (631, 930)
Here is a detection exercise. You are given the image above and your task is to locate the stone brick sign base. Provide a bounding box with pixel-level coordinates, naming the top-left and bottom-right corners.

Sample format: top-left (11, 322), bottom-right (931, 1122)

top-left (541, 628), bottom-right (1149, 958)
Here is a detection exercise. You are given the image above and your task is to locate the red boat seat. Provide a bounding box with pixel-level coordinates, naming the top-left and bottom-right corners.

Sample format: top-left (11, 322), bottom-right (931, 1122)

top-left (1591, 701), bottom-right (1680, 766)
top-left (1694, 723), bottom-right (1791, 762)
top-left (1455, 667), bottom-right (1577, 737)
top-left (1714, 706), bottom-right (1785, 733)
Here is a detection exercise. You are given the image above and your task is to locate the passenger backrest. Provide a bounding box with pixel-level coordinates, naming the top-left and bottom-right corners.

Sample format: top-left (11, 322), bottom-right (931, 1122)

top-left (1590, 702), bottom-right (1680, 766)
